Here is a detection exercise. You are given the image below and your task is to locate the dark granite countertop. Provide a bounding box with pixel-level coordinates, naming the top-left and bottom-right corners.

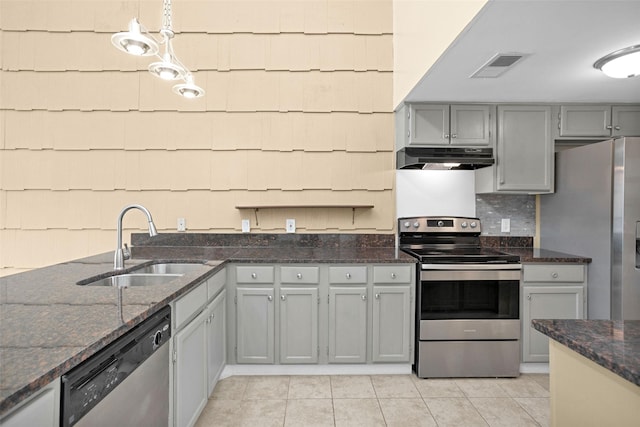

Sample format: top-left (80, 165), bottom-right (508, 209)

top-left (532, 319), bottom-right (640, 386)
top-left (0, 234), bottom-right (411, 416)
top-left (502, 247), bottom-right (591, 264)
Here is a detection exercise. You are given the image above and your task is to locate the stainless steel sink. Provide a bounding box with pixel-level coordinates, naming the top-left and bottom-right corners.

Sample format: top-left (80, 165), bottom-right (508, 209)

top-left (82, 273), bottom-right (183, 288)
top-left (130, 262), bottom-right (205, 275)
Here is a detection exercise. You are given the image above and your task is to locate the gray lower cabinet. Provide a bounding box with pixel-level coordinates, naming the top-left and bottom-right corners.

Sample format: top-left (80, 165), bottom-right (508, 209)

top-left (174, 306), bottom-right (208, 427)
top-left (521, 263), bottom-right (587, 363)
top-left (236, 287), bottom-right (275, 364)
top-left (0, 379), bottom-right (60, 427)
top-left (476, 105), bottom-right (553, 194)
top-left (172, 269), bottom-right (227, 427)
top-left (279, 287), bottom-right (319, 364)
top-left (328, 286), bottom-right (368, 363)
top-left (206, 289), bottom-right (226, 395)
top-left (372, 285), bottom-right (411, 362)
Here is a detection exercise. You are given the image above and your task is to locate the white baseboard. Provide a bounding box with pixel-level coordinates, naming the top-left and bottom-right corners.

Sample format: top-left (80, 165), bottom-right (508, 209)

top-left (520, 363), bottom-right (549, 374)
top-left (220, 364), bottom-right (412, 379)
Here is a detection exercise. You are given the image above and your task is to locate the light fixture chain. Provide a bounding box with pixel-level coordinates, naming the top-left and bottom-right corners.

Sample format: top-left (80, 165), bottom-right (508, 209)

top-left (162, 0), bottom-right (173, 31)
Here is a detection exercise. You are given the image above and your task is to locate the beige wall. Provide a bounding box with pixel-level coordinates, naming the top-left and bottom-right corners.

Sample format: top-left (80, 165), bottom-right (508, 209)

top-left (392, 0), bottom-right (486, 108)
top-left (0, 0), bottom-right (395, 274)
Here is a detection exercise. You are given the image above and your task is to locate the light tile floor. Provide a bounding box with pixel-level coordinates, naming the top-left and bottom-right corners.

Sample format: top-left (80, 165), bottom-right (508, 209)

top-left (195, 373), bottom-right (550, 427)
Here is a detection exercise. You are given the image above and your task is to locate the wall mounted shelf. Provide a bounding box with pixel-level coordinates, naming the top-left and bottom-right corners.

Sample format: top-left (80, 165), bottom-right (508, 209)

top-left (235, 204), bottom-right (374, 225)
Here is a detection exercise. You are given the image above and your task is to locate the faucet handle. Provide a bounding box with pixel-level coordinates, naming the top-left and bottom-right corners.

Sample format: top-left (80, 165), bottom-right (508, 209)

top-left (123, 243), bottom-right (131, 260)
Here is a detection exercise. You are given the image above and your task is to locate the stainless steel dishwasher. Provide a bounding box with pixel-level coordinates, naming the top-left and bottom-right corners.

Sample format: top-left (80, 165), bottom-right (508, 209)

top-left (61, 306), bottom-right (171, 427)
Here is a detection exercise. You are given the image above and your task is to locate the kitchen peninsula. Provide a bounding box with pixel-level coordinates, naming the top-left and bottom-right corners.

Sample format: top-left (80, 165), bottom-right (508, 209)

top-left (533, 319), bottom-right (640, 427)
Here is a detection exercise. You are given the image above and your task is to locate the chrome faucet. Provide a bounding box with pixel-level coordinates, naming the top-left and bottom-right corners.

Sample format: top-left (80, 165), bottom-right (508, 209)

top-left (114, 204), bottom-right (158, 270)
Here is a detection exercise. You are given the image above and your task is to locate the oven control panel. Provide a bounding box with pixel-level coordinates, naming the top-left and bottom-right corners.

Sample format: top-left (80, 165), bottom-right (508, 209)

top-left (398, 217), bottom-right (480, 234)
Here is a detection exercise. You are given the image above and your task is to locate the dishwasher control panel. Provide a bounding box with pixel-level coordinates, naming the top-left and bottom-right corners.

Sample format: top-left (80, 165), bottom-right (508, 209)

top-left (60, 306), bottom-right (171, 427)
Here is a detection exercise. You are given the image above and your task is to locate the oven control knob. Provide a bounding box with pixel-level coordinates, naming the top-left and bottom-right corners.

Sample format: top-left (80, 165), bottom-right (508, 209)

top-left (403, 221), bottom-right (410, 228)
top-left (470, 221), bottom-right (477, 228)
top-left (413, 222), bottom-right (420, 228)
top-left (461, 222), bottom-right (468, 228)
top-left (437, 220), bottom-right (444, 227)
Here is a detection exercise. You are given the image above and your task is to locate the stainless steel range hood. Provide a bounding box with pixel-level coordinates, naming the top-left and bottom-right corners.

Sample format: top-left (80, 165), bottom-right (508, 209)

top-left (396, 147), bottom-right (494, 170)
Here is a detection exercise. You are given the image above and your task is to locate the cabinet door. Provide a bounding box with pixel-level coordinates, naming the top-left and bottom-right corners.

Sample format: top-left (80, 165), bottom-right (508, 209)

top-left (497, 105), bottom-right (553, 192)
top-left (409, 104), bottom-right (449, 146)
top-left (612, 105), bottom-right (640, 136)
top-left (236, 287), bottom-right (275, 364)
top-left (207, 290), bottom-right (226, 396)
top-left (328, 286), bottom-right (368, 363)
top-left (450, 105), bottom-right (491, 146)
top-left (1, 379), bottom-right (59, 427)
top-left (372, 286), bottom-right (411, 362)
top-left (559, 105), bottom-right (611, 137)
top-left (522, 286), bottom-right (584, 362)
top-left (174, 309), bottom-right (208, 427)
top-left (279, 287), bottom-right (319, 364)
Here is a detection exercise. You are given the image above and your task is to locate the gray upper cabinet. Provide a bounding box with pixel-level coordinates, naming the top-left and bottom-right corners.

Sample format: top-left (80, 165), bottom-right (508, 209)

top-left (404, 103), bottom-right (492, 147)
top-left (557, 105), bottom-right (640, 138)
top-left (476, 105), bottom-right (553, 194)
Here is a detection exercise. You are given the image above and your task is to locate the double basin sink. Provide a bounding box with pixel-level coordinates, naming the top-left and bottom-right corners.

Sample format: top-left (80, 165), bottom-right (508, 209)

top-left (78, 262), bottom-right (207, 288)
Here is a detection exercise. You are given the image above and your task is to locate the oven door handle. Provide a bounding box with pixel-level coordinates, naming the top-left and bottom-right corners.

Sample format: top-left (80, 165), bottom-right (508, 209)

top-left (421, 268), bottom-right (521, 281)
top-left (421, 264), bottom-right (522, 270)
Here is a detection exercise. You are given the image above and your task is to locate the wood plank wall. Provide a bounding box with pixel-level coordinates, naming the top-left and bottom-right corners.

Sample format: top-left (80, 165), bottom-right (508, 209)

top-left (0, 0), bottom-right (395, 273)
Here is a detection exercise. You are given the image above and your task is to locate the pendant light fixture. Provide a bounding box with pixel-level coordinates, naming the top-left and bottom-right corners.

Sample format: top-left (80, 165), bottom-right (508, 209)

top-left (111, 0), bottom-right (204, 98)
top-left (593, 45), bottom-right (640, 79)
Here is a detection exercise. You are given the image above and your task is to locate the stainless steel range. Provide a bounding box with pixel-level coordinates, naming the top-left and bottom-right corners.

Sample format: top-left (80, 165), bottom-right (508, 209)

top-left (399, 216), bottom-right (522, 378)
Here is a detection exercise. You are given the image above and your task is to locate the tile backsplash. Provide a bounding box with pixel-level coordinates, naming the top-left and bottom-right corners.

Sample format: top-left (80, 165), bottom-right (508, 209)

top-left (476, 194), bottom-right (536, 236)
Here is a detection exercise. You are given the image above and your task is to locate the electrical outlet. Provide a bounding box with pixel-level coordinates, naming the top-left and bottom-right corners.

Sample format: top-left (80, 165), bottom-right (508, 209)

top-left (286, 218), bottom-right (296, 233)
top-left (241, 219), bottom-right (251, 233)
top-left (177, 218), bottom-right (186, 232)
top-left (501, 218), bottom-right (510, 233)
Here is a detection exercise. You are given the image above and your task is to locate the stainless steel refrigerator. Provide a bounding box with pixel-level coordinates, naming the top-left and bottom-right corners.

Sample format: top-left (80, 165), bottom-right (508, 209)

top-left (539, 137), bottom-right (640, 320)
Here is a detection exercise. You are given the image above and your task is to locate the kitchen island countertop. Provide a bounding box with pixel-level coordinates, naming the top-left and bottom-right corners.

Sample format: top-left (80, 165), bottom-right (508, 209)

top-left (532, 319), bottom-right (640, 386)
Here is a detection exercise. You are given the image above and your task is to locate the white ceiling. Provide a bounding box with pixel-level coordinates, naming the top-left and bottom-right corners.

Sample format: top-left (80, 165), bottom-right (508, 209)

top-left (404, 0), bottom-right (640, 104)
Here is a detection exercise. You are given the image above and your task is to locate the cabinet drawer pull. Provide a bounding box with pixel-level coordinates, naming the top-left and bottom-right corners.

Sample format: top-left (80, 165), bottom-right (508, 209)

top-left (346, 273), bottom-right (351, 279)
top-left (251, 273), bottom-right (257, 279)
top-left (551, 272), bottom-right (559, 279)
top-left (391, 273), bottom-right (396, 279)
top-left (267, 295), bottom-right (273, 301)
top-left (296, 273), bottom-right (302, 279)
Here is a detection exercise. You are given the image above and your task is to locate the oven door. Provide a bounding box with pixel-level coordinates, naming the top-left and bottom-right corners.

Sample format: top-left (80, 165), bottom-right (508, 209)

top-left (419, 265), bottom-right (521, 340)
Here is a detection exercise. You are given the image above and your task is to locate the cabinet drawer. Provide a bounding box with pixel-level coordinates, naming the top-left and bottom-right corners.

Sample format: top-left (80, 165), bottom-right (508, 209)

top-left (280, 266), bottom-right (319, 284)
top-left (236, 266), bottom-right (274, 284)
top-left (207, 268), bottom-right (226, 300)
top-left (373, 265), bottom-right (412, 284)
top-left (329, 266), bottom-right (367, 284)
top-left (174, 281), bottom-right (207, 330)
top-left (523, 264), bottom-right (584, 283)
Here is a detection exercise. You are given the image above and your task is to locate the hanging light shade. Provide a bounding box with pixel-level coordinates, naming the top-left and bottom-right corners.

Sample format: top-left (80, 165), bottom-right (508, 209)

top-left (111, 18), bottom-right (159, 56)
top-left (594, 45), bottom-right (640, 79)
top-left (111, 0), bottom-right (204, 98)
top-left (173, 75), bottom-right (205, 98)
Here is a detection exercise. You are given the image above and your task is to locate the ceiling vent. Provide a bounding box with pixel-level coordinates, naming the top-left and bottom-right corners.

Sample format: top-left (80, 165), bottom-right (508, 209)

top-left (470, 53), bottom-right (529, 78)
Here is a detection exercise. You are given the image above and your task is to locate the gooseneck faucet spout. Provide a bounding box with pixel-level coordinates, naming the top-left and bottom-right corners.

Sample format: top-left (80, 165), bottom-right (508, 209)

top-left (115, 204), bottom-right (158, 270)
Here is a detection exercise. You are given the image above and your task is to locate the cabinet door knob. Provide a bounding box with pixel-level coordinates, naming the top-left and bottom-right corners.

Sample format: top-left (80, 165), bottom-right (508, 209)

top-left (614, 125), bottom-right (621, 131)
top-left (391, 273), bottom-right (396, 279)
top-left (361, 294), bottom-right (367, 301)
top-left (444, 134), bottom-right (450, 139)
top-left (527, 295), bottom-right (531, 300)
top-left (551, 272), bottom-right (559, 279)
top-left (606, 125), bottom-right (613, 130)
top-left (451, 134), bottom-right (457, 138)
top-left (296, 273), bottom-right (302, 279)
top-left (281, 294), bottom-right (286, 301)
top-left (267, 295), bottom-right (273, 301)
top-left (375, 293), bottom-right (380, 299)
top-left (251, 273), bottom-right (257, 279)
top-left (346, 273), bottom-right (351, 279)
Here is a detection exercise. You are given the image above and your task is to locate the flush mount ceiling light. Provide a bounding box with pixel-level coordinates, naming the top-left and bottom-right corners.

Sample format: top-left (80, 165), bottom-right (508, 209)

top-left (594, 45), bottom-right (640, 79)
top-left (111, 0), bottom-right (204, 98)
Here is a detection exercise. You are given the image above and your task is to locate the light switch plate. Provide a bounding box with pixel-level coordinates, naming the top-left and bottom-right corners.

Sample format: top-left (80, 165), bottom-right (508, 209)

top-left (177, 218), bottom-right (186, 232)
top-left (241, 219), bottom-right (250, 233)
top-left (286, 219), bottom-right (296, 233)
top-left (501, 218), bottom-right (510, 233)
